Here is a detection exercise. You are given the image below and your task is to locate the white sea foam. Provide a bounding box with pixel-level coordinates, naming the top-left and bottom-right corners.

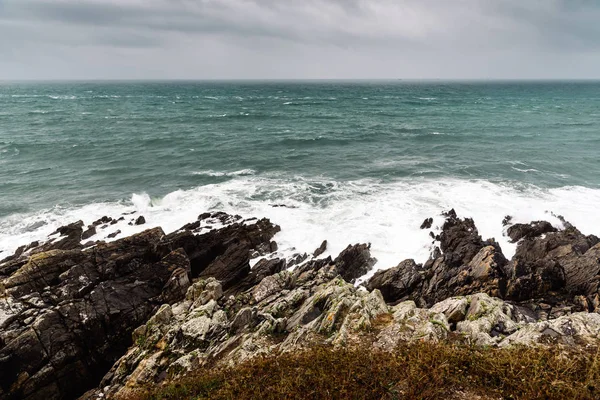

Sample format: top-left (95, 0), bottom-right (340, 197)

top-left (2, 178), bottom-right (600, 281)
top-left (191, 169), bottom-right (256, 177)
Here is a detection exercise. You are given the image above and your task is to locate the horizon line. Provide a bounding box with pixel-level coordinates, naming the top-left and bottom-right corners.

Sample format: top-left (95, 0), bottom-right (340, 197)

top-left (1, 78), bottom-right (600, 84)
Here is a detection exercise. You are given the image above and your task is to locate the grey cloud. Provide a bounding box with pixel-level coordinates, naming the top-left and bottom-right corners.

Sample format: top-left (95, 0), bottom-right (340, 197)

top-left (0, 0), bottom-right (599, 79)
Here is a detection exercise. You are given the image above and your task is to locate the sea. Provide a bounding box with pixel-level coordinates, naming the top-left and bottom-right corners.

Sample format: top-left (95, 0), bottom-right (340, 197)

top-left (1, 81), bottom-right (599, 277)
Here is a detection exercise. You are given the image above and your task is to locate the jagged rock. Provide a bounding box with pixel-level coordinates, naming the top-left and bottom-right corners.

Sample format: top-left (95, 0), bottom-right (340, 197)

top-left (430, 297), bottom-right (469, 324)
top-left (0, 228), bottom-right (191, 399)
top-left (134, 216), bottom-right (146, 225)
top-left (365, 259), bottom-right (424, 304)
top-left (368, 211), bottom-right (507, 307)
top-left (334, 244), bottom-right (376, 283)
top-left (107, 230), bottom-right (121, 239)
top-left (499, 312), bottom-right (600, 347)
top-left (313, 240), bottom-right (328, 257)
top-left (81, 226), bottom-right (96, 240)
top-left (507, 220), bottom-right (557, 242)
top-left (455, 294), bottom-right (525, 346)
top-left (92, 216), bottom-right (113, 226)
top-left (505, 223), bottom-right (600, 302)
top-left (5, 210), bottom-right (600, 400)
top-left (0, 215), bottom-right (282, 400)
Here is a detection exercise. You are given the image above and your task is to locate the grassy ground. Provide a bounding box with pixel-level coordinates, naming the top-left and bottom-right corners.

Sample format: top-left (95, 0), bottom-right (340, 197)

top-left (124, 341), bottom-right (600, 400)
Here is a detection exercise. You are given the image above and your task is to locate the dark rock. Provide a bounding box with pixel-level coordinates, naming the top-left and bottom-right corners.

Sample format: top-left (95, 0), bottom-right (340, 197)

top-left (134, 216), bottom-right (146, 225)
top-left (366, 259), bottom-right (424, 304)
top-left (369, 211), bottom-right (508, 307)
top-left (334, 244), bottom-right (376, 283)
top-left (507, 221), bottom-right (557, 242)
top-left (107, 230), bottom-right (121, 239)
top-left (156, 218), bottom-right (281, 293)
top-left (420, 218), bottom-right (433, 230)
top-left (502, 215), bottom-right (513, 226)
top-left (92, 216), bottom-right (113, 226)
top-left (198, 212), bottom-right (212, 220)
top-left (270, 204), bottom-right (297, 209)
top-left (180, 221), bottom-right (201, 231)
top-left (313, 240), bottom-right (328, 257)
top-left (0, 228), bottom-right (192, 400)
top-left (505, 224), bottom-right (600, 302)
top-left (288, 253), bottom-right (309, 268)
top-left (54, 221), bottom-right (84, 237)
top-left (81, 226), bottom-right (96, 241)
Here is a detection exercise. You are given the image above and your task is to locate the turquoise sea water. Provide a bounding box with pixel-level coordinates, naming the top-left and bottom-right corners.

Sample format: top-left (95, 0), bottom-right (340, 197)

top-left (1, 81), bottom-right (600, 271)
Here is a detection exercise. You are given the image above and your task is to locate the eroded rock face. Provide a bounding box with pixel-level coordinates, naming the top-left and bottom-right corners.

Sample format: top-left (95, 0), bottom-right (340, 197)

top-left (0, 216), bottom-right (281, 400)
top-left (3, 210), bottom-right (600, 400)
top-left (367, 213), bottom-right (600, 318)
top-left (85, 269), bottom-right (600, 399)
top-left (333, 244), bottom-right (376, 283)
top-left (368, 210), bottom-right (508, 307)
top-left (505, 224), bottom-right (600, 305)
top-left (506, 221), bottom-right (557, 242)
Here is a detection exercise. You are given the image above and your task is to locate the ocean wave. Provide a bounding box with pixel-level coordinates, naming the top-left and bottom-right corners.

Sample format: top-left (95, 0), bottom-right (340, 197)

top-left (511, 167), bottom-right (539, 173)
top-left (2, 177), bottom-right (600, 280)
top-left (191, 169), bottom-right (256, 177)
top-left (280, 137), bottom-right (351, 146)
top-left (48, 95), bottom-right (77, 100)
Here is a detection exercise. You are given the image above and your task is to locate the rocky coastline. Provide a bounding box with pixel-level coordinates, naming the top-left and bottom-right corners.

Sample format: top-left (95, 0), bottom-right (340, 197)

top-left (1, 209), bottom-right (600, 399)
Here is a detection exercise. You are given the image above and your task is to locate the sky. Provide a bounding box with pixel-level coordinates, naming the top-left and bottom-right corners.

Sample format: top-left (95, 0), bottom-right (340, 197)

top-left (1, 0), bottom-right (599, 80)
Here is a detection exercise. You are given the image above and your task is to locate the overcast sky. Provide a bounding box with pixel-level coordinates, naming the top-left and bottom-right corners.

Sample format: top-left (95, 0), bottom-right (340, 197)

top-left (1, 0), bottom-right (599, 80)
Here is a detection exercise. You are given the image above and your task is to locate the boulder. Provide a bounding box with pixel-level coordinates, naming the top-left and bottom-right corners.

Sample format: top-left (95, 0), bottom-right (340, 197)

top-left (506, 221), bottom-right (557, 242)
top-left (334, 244), bottom-right (376, 283)
top-left (365, 259), bottom-right (424, 304)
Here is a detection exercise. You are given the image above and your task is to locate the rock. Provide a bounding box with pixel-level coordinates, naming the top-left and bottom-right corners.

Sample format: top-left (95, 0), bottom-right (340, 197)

top-left (134, 216), bottom-right (146, 225)
top-left (313, 240), bottom-right (328, 257)
top-left (92, 216), bottom-right (113, 226)
top-left (505, 224), bottom-right (600, 302)
top-left (81, 226), bottom-right (96, 240)
top-left (430, 297), bottom-right (469, 325)
top-left (507, 221), bottom-right (557, 242)
top-left (370, 211), bottom-right (508, 308)
top-left (420, 218), bottom-right (433, 230)
top-left (0, 227), bottom-right (192, 400)
top-left (0, 214), bottom-right (282, 400)
top-left (107, 230), bottom-right (121, 239)
top-left (499, 312), bottom-right (600, 347)
top-left (5, 209), bottom-right (600, 400)
top-left (366, 259), bottom-right (424, 304)
top-left (230, 307), bottom-right (256, 332)
top-left (334, 244), bottom-right (376, 283)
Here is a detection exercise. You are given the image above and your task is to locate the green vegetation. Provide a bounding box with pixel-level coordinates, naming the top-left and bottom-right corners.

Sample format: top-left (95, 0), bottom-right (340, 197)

top-left (124, 341), bottom-right (600, 400)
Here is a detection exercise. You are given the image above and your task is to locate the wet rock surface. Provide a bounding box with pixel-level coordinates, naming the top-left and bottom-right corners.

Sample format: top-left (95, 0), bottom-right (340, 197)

top-left (1, 211), bottom-right (600, 399)
top-left (0, 216), bottom-right (281, 400)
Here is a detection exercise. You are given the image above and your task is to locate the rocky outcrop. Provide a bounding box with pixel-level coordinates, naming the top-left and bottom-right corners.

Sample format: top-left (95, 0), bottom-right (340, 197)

top-left (85, 272), bottom-right (600, 399)
top-left (368, 212), bottom-right (600, 318)
top-left (333, 244), bottom-right (376, 283)
top-left (2, 210), bottom-right (600, 399)
top-left (0, 217), bottom-right (281, 400)
top-left (506, 220), bottom-right (557, 242)
top-left (505, 223), bottom-right (600, 306)
top-left (368, 209), bottom-right (508, 306)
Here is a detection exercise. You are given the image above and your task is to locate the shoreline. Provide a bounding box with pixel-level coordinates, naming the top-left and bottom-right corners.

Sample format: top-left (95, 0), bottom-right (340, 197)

top-left (1, 209), bottom-right (600, 398)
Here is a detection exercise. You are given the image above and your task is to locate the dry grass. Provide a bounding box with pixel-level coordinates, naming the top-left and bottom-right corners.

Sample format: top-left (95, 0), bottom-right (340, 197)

top-left (125, 341), bottom-right (600, 400)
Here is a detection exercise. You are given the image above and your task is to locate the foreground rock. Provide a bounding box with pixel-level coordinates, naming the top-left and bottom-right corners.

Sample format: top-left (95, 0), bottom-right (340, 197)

top-left (367, 211), bottom-right (600, 319)
top-left (367, 209), bottom-right (508, 307)
top-left (85, 270), bottom-right (600, 399)
top-left (0, 217), bottom-right (281, 400)
top-left (2, 210), bottom-right (600, 399)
